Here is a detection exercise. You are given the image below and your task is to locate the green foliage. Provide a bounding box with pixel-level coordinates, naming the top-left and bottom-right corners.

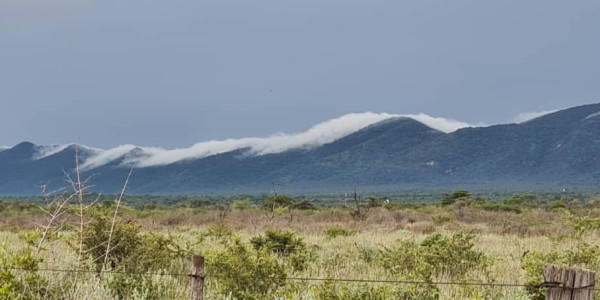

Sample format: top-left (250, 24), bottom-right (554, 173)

top-left (250, 230), bottom-right (310, 271)
top-left (503, 196), bottom-right (524, 206)
top-left (366, 196), bottom-right (382, 208)
top-left (250, 230), bottom-right (306, 257)
top-left (377, 232), bottom-right (489, 281)
top-left (521, 242), bottom-right (600, 300)
top-left (81, 207), bottom-right (182, 299)
top-left (312, 280), bottom-right (396, 300)
top-left (441, 190), bottom-right (471, 205)
top-left (563, 209), bottom-right (600, 235)
top-left (232, 199), bottom-right (254, 211)
top-left (293, 200), bottom-right (317, 210)
top-left (383, 202), bottom-right (400, 210)
top-left (550, 200), bottom-right (566, 211)
top-left (200, 223), bottom-right (233, 243)
top-left (262, 195), bottom-right (295, 209)
top-left (431, 214), bottom-right (453, 225)
top-left (324, 226), bottom-right (356, 239)
top-left (206, 236), bottom-right (286, 299)
top-left (0, 244), bottom-right (57, 299)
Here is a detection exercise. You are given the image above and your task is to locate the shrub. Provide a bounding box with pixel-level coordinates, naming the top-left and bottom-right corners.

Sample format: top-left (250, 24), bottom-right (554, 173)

top-left (250, 230), bottom-right (310, 271)
top-left (521, 242), bottom-right (600, 300)
top-left (431, 214), bottom-right (453, 225)
top-left (81, 207), bottom-right (182, 298)
top-left (0, 243), bottom-right (58, 299)
top-left (377, 232), bottom-right (489, 281)
top-left (550, 200), bottom-right (566, 211)
top-left (293, 200), bottom-right (317, 210)
top-left (324, 226), bottom-right (356, 239)
top-left (312, 280), bottom-right (396, 300)
top-left (250, 230), bottom-right (306, 257)
top-left (563, 210), bottom-right (600, 236)
top-left (262, 195), bottom-right (295, 210)
top-left (441, 190), bottom-right (471, 205)
top-left (206, 236), bottom-right (286, 299)
top-left (199, 223), bottom-right (233, 243)
top-left (232, 199), bottom-right (253, 211)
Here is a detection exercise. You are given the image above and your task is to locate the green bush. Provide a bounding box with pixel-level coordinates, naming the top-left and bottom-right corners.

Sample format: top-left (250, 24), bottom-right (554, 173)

top-left (250, 230), bottom-right (306, 257)
top-left (431, 214), bottom-right (453, 225)
top-left (81, 207), bottom-right (183, 299)
top-left (324, 226), bottom-right (356, 239)
top-left (503, 196), bottom-right (524, 206)
top-left (312, 280), bottom-right (396, 300)
top-left (0, 244), bottom-right (58, 299)
top-left (232, 199), bottom-right (253, 211)
top-left (441, 190), bottom-right (471, 206)
top-left (521, 242), bottom-right (600, 300)
top-left (206, 236), bottom-right (286, 299)
top-left (563, 210), bottom-right (600, 236)
top-left (293, 200), bottom-right (317, 210)
top-left (250, 230), bottom-right (310, 271)
top-left (377, 232), bottom-right (489, 281)
top-left (199, 223), bottom-right (233, 243)
top-left (550, 200), bottom-right (566, 211)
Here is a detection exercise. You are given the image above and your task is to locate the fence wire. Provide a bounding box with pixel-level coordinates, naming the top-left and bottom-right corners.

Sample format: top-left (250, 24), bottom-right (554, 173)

top-left (4, 266), bottom-right (599, 291)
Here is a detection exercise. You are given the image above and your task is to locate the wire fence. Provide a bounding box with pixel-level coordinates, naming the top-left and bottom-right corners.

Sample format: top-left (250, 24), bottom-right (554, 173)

top-left (6, 265), bottom-right (597, 289)
top-left (4, 264), bottom-right (598, 300)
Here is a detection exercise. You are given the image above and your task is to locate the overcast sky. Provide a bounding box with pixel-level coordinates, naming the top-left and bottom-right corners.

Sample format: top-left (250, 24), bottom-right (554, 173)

top-left (1, 0), bottom-right (599, 148)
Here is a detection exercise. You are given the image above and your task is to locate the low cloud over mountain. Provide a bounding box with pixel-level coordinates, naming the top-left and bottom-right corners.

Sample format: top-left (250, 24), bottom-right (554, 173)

top-left (1, 105), bottom-right (597, 195)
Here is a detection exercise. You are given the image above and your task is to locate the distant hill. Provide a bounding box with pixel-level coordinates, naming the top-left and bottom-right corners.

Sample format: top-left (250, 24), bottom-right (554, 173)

top-left (2, 104), bottom-right (600, 195)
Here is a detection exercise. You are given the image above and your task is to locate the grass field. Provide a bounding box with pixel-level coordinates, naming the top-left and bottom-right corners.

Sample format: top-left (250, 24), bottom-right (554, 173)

top-left (1, 192), bottom-right (599, 299)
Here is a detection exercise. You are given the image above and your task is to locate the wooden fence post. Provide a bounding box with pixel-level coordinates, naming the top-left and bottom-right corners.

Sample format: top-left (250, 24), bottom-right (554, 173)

top-left (191, 255), bottom-right (205, 300)
top-left (544, 264), bottom-right (595, 300)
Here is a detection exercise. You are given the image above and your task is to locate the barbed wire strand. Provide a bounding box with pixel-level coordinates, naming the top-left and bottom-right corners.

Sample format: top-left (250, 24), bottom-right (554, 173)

top-left (3, 266), bottom-right (599, 291)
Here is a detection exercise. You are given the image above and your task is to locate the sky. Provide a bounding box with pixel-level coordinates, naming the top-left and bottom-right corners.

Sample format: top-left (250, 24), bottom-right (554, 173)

top-left (1, 0), bottom-right (599, 149)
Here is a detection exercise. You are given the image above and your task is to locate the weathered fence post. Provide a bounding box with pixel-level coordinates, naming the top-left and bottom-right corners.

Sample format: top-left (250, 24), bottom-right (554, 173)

top-left (191, 255), bottom-right (205, 300)
top-left (544, 264), bottom-right (595, 300)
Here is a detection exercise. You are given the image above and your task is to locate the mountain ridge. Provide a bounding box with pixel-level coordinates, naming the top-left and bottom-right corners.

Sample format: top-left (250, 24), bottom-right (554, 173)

top-left (1, 104), bottom-right (600, 195)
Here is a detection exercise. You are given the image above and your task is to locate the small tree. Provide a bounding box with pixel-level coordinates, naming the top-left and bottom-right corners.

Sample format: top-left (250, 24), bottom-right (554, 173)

top-left (441, 190), bottom-right (471, 205)
top-left (262, 195), bottom-right (295, 219)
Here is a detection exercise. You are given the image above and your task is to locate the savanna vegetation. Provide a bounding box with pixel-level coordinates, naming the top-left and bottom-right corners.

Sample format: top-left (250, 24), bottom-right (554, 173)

top-left (1, 189), bottom-right (600, 299)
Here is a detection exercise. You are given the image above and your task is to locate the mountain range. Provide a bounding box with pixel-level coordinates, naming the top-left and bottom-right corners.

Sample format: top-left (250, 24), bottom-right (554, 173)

top-left (1, 104), bottom-right (600, 195)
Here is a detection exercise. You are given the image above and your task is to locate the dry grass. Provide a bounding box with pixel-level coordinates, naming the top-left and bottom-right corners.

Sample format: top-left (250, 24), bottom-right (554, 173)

top-left (1, 204), bottom-right (596, 299)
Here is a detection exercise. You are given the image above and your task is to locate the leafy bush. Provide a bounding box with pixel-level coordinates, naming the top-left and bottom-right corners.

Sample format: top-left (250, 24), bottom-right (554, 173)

top-left (431, 214), bottom-right (453, 225)
top-left (563, 209), bottom-right (600, 236)
top-left (312, 280), bottom-right (396, 300)
top-left (250, 230), bottom-right (306, 257)
top-left (206, 236), bottom-right (286, 299)
top-left (232, 199), bottom-right (253, 211)
top-left (441, 190), bottom-right (471, 205)
top-left (81, 207), bottom-right (183, 298)
top-left (521, 242), bottom-right (600, 300)
top-left (324, 226), bottom-right (356, 239)
top-left (0, 243), bottom-right (58, 299)
top-left (250, 230), bottom-right (310, 271)
top-left (377, 232), bottom-right (489, 281)
top-left (199, 223), bottom-right (233, 243)
top-left (293, 200), bottom-right (317, 210)
top-left (503, 196), bottom-right (524, 206)
top-left (550, 200), bottom-right (566, 211)
top-left (262, 195), bottom-right (295, 210)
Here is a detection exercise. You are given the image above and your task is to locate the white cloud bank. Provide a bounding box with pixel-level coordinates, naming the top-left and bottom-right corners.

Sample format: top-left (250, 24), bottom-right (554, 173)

top-left (513, 110), bottom-right (559, 123)
top-left (71, 112), bottom-right (471, 169)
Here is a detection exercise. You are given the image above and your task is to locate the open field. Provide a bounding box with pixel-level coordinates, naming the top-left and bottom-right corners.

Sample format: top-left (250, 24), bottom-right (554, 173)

top-left (1, 192), bottom-right (600, 299)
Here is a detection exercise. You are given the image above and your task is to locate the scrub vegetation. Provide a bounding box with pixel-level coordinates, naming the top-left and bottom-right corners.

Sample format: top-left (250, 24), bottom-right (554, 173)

top-left (1, 190), bottom-right (600, 299)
